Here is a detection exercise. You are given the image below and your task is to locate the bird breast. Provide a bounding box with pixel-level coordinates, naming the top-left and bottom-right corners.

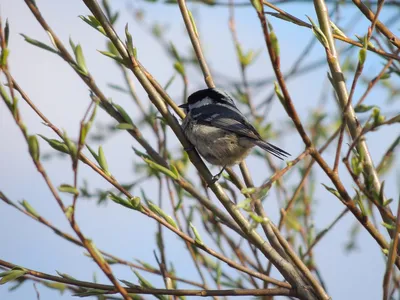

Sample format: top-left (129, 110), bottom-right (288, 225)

top-left (182, 118), bottom-right (254, 166)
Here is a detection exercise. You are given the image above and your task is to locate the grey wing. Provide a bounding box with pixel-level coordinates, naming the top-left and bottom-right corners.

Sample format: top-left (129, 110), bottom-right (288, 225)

top-left (209, 116), bottom-right (261, 140)
top-left (212, 117), bottom-right (290, 159)
top-left (191, 104), bottom-right (290, 159)
top-left (191, 104), bottom-right (261, 140)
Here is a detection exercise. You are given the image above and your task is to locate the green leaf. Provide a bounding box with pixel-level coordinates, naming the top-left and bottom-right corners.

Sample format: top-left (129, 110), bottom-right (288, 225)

top-left (351, 155), bottom-right (363, 176)
top-left (56, 271), bottom-right (77, 280)
top-left (358, 48), bottom-right (367, 65)
top-left (136, 260), bottom-right (157, 271)
top-left (1, 48), bottom-right (10, 67)
top-left (58, 184), bottom-right (79, 196)
top-left (269, 29), bottom-right (280, 57)
top-left (189, 222), bottom-right (203, 245)
top-left (355, 34), bottom-right (376, 49)
top-left (74, 44), bottom-right (89, 75)
top-left (46, 31), bottom-right (57, 49)
top-left (187, 10), bottom-right (199, 37)
top-left (250, 0), bottom-right (263, 13)
top-left (79, 15), bottom-right (107, 36)
top-left (236, 198), bottom-right (252, 212)
top-left (133, 270), bottom-right (153, 288)
top-left (86, 144), bottom-right (99, 161)
top-left (11, 96), bottom-right (18, 119)
top-left (383, 198), bottom-right (393, 207)
top-left (170, 165), bottom-right (180, 180)
top-left (129, 196), bottom-right (141, 209)
top-left (28, 135), bottom-right (40, 162)
top-left (43, 282), bottom-right (66, 294)
top-left (64, 206), bottom-right (74, 221)
top-left (372, 107), bottom-right (385, 126)
top-left (69, 36), bottom-right (76, 52)
top-left (240, 187), bottom-right (256, 195)
top-left (132, 147), bottom-right (151, 160)
top-left (285, 212), bottom-right (302, 231)
top-left (73, 289), bottom-right (107, 297)
top-left (321, 183), bottom-right (342, 200)
top-left (0, 269), bottom-right (27, 285)
top-left (62, 132), bottom-right (77, 160)
top-left (120, 279), bottom-right (138, 288)
top-left (102, 0), bottom-right (112, 19)
top-left (147, 200), bottom-right (177, 228)
top-left (249, 213), bottom-right (266, 223)
top-left (8, 280), bottom-right (24, 292)
top-left (98, 146), bottom-right (110, 176)
top-left (379, 181), bottom-right (385, 205)
top-left (38, 135), bottom-right (69, 154)
top-left (19, 200), bottom-right (40, 218)
top-left (0, 83), bottom-right (12, 107)
top-left (115, 123), bottom-right (135, 130)
top-left (354, 189), bottom-right (368, 217)
top-left (87, 239), bottom-right (105, 263)
top-left (169, 42), bottom-right (181, 61)
top-left (107, 83), bottom-right (129, 94)
top-left (306, 16), bottom-right (329, 49)
top-left (107, 41), bottom-right (119, 55)
top-left (98, 50), bottom-right (126, 65)
top-left (110, 12), bottom-right (119, 25)
top-left (109, 192), bottom-right (141, 210)
top-left (113, 103), bottom-right (133, 125)
top-left (132, 271), bottom-right (168, 300)
top-left (164, 215), bottom-right (178, 229)
top-left (174, 61), bottom-right (185, 75)
top-left (330, 21), bottom-right (347, 38)
top-left (378, 73), bottom-right (391, 80)
top-left (80, 102), bottom-right (96, 145)
top-left (382, 221), bottom-right (396, 230)
top-left (241, 49), bottom-right (259, 66)
top-left (174, 193), bottom-right (183, 212)
top-left (274, 82), bottom-right (286, 109)
top-left (125, 24), bottom-right (136, 59)
top-left (354, 104), bottom-right (375, 113)
top-left (20, 34), bottom-right (58, 54)
top-left (215, 262), bottom-right (222, 286)
top-left (143, 157), bottom-right (178, 180)
top-left (163, 74), bottom-right (176, 91)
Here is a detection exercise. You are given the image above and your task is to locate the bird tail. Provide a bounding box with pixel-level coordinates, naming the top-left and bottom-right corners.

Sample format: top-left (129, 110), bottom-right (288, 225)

top-left (254, 140), bottom-right (290, 160)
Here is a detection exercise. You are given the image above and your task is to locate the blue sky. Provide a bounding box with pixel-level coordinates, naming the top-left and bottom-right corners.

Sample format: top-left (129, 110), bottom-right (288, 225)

top-left (0, 1), bottom-right (399, 299)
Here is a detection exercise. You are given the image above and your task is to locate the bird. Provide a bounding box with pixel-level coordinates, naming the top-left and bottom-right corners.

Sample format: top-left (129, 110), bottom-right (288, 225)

top-left (179, 88), bottom-right (290, 183)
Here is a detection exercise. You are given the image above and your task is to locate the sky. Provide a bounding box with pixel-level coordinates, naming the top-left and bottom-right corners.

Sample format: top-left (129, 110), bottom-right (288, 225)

top-left (0, 0), bottom-right (400, 300)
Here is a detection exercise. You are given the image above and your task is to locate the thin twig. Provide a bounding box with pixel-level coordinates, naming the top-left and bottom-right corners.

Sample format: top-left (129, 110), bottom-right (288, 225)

top-left (383, 195), bottom-right (400, 300)
top-left (301, 208), bottom-right (350, 259)
top-left (0, 259), bottom-right (296, 297)
top-left (352, 0), bottom-right (400, 50)
top-left (312, 0), bottom-right (398, 254)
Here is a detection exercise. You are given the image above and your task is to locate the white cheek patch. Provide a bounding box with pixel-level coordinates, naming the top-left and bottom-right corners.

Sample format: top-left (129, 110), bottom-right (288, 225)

top-left (188, 97), bottom-right (214, 110)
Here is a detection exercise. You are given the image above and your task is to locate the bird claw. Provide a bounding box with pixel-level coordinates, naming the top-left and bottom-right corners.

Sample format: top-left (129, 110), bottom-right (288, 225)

top-left (206, 167), bottom-right (226, 187)
top-left (207, 174), bottom-right (221, 187)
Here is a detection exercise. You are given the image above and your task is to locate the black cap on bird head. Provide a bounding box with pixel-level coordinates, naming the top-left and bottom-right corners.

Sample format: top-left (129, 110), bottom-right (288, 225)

top-left (179, 88), bottom-right (236, 111)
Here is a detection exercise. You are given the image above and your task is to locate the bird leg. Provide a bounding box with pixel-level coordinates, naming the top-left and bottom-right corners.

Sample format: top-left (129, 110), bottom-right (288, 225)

top-left (208, 166), bottom-right (226, 186)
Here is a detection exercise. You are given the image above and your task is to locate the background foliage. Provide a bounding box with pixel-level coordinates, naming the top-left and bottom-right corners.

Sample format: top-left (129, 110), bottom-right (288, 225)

top-left (1, 0), bottom-right (400, 299)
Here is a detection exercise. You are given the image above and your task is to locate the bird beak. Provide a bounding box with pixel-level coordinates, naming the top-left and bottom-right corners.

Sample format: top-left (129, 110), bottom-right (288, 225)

top-left (179, 103), bottom-right (188, 109)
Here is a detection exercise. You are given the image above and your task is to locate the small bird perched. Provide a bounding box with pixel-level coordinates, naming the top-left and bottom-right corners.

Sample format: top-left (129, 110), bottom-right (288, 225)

top-left (179, 88), bottom-right (290, 182)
